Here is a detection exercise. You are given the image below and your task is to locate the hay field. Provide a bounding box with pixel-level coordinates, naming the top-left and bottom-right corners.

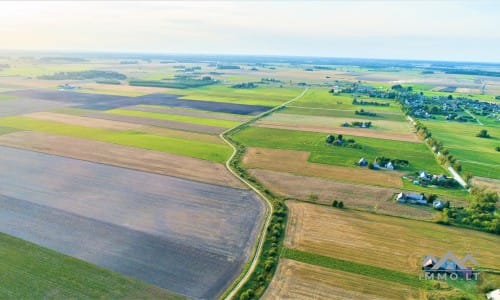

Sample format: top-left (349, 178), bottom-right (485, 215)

top-left (285, 201), bottom-right (500, 275)
top-left (249, 169), bottom-right (436, 220)
top-left (471, 177), bottom-right (500, 194)
top-left (243, 147), bottom-right (403, 187)
top-left (263, 259), bottom-right (419, 300)
top-left (0, 131), bottom-right (244, 188)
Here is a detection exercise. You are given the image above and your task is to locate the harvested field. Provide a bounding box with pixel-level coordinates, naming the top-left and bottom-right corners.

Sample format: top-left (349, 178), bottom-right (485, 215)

top-left (84, 111), bottom-right (227, 134)
top-left (471, 176), bottom-right (500, 194)
top-left (249, 169), bottom-right (434, 220)
top-left (285, 201), bottom-right (500, 275)
top-left (0, 146), bottom-right (265, 299)
top-left (130, 104), bottom-right (252, 122)
top-left (1, 89), bottom-right (272, 114)
top-left (24, 112), bottom-right (142, 130)
top-left (0, 98), bottom-right (71, 117)
top-left (0, 131), bottom-right (244, 189)
top-left (255, 113), bottom-right (419, 142)
top-left (243, 147), bottom-right (403, 187)
top-left (263, 259), bottom-right (418, 300)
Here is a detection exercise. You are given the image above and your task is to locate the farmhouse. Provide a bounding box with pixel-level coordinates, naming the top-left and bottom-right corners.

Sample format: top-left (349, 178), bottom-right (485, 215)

top-left (419, 170), bottom-right (430, 180)
top-left (396, 192), bottom-right (427, 205)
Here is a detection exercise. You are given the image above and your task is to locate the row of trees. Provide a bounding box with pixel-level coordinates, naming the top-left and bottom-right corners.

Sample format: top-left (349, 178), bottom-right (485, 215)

top-left (437, 188), bottom-right (499, 234)
top-left (39, 70), bottom-right (126, 80)
top-left (415, 120), bottom-right (462, 172)
top-left (352, 98), bottom-right (390, 107)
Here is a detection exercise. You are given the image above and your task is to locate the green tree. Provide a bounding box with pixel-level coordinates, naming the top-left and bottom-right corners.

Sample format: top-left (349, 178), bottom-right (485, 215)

top-left (476, 129), bottom-right (491, 138)
top-left (332, 200), bottom-right (338, 207)
top-left (338, 201), bottom-right (344, 208)
top-left (326, 134), bottom-right (335, 144)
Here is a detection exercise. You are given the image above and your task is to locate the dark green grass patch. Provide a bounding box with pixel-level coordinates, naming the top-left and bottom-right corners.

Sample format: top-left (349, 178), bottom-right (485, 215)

top-left (232, 126), bottom-right (444, 174)
top-left (0, 232), bottom-right (182, 299)
top-left (281, 248), bottom-right (427, 289)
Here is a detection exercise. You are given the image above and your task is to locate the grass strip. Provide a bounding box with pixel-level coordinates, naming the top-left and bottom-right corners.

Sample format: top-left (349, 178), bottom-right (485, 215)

top-left (281, 248), bottom-right (428, 289)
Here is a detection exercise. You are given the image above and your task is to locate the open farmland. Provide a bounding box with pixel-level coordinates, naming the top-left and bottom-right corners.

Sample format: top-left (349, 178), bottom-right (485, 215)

top-left (176, 85), bottom-right (303, 106)
top-left (422, 119), bottom-right (500, 179)
top-left (285, 201), bottom-right (500, 275)
top-left (0, 98), bottom-right (71, 117)
top-left (291, 89), bottom-right (402, 113)
top-left (471, 177), bottom-right (500, 194)
top-left (24, 111), bottom-right (143, 130)
top-left (233, 126), bottom-right (444, 174)
top-left (249, 169), bottom-right (439, 220)
top-left (0, 232), bottom-right (183, 299)
top-left (0, 131), bottom-right (244, 188)
top-left (282, 106), bottom-right (407, 122)
top-left (84, 111), bottom-right (228, 134)
top-left (255, 112), bottom-right (419, 142)
top-left (243, 147), bottom-right (403, 187)
top-left (0, 146), bottom-right (264, 299)
top-left (1, 89), bottom-right (272, 114)
top-left (263, 259), bottom-right (419, 300)
top-left (105, 108), bottom-right (241, 128)
top-left (125, 104), bottom-right (252, 122)
top-left (0, 116), bottom-right (232, 162)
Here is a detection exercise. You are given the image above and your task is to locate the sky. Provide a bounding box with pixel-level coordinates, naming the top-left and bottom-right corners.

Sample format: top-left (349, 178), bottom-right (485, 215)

top-left (0, 1), bottom-right (499, 62)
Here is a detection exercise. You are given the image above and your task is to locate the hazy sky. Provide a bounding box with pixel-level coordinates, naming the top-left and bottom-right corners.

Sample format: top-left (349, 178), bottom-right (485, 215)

top-left (1, 1), bottom-right (499, 62)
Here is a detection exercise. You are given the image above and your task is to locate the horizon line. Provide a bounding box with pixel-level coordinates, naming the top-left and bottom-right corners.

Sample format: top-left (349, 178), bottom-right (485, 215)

top-left (1, 48), bottom-right (499, 65)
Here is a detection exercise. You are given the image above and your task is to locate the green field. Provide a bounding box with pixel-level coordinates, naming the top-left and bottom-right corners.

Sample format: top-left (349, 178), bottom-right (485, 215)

top-left (176, 85), bottom-right (302, 106)
top-left (423, 119), bottom-right (500, 179)
top-left (232, 126), bottom-right (445, 174)
top-left (291, 89), bottom-right (402, 113)
top-left (0, 63), bottom-right (99, 77)
top-left (0, 117), bottom-right (231, 163)
top-left (0, 126), bottom-right (19, 135)
top-left (0, 232), bottom-right (182, 299)
top-left (282, 106), bottom-right (407, 122)
top-left (281, 248), bottom-right (426, 289)
top-left (105, 108), bottom-right (241, 128)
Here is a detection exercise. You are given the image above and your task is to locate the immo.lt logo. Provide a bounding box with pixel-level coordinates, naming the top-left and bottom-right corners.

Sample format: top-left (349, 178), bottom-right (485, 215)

top-left (419, 251), bottom-right (479, 281)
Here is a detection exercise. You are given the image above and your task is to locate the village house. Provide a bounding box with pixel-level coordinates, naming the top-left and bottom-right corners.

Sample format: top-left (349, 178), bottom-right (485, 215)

top-left (396, 192), bottom-right (427, 205)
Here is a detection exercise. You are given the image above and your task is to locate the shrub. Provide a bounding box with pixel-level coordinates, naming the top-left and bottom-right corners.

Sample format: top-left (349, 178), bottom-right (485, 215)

top-left (338, 201), bottom-right (344, 208)
top-left (332, 200), bottom-right (338, 207)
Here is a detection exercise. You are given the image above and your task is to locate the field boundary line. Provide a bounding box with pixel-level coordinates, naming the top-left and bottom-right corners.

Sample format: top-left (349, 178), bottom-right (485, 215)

top-left (220, 88), bottom-right (308, 300)
top-left (286, 105), bottom-right (404, 115)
